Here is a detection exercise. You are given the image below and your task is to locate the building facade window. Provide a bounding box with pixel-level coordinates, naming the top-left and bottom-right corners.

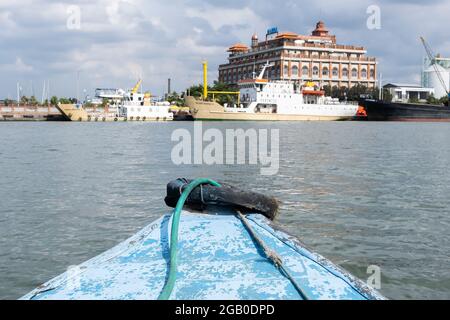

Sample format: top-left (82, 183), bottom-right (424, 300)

top-left (361, 69), bottom-right (367, 78)
top-left (342, 68), bottom-right (348, 78)
top-left (292, 65), bottom-right (299, 77)
top-left (302, 66), bottom-right (309, 76)
top-left (322, 67), bottom-right (329, 77)
top-left (370, 69), bottom-right (375, 79)
top-left (351, 68), bottom-right (358, 78)
top-left (283, 65), bottom-right (289, 77)
top-left (332, 67), bottom-right (339, 77)
top-left (313, 66), bottom-right (319, 76)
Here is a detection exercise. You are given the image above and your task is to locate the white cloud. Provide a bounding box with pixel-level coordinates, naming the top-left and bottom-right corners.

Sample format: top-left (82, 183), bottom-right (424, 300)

top-left (15, 57), bottom-right (33, 72)
top-left (0, 57), bottom-right (33, 73)
top-left (0, 10), bottom-right (17, 35)
top-left (186, 6), bottom-right (267, 33)
top-left (0, 0), bottom-right (449, 98)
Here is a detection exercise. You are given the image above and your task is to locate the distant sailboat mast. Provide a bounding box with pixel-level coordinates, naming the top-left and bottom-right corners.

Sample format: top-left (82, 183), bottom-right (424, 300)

top-left (41, 81), bottom-right (46, 104)
top-left (16, 82), bottom-right (21, 107)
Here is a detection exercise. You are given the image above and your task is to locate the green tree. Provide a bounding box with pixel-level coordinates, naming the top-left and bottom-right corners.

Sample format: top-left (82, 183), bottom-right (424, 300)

top-left (20, 96), bottom-right (29, 105)
top-left (211, 81), bottom-right (237, 105)
top-left (382, 88), bottom-right (393, 102)
top-left (408, 97), bottom-right (419, 104)
top-left (323, 85), bottom-right (332, 97)
top-left (29, 96), bottom-right (38, 106)
top-left (185, 81), bottom-right (237, 103)
top-left (50, 96), bottom-right (59, 106)
top-left (167, 91), bottom-right (184, 106)
top-left (59, 98), bottom-right (71, 104)
top-left (347, 84), bottom-right (369, 101)
top-left (186, 84), bottom-right (206, 98)
top-left (331, 86), bottom-right (340, 99)
top-left (439, 95), bottom-right (449, 106)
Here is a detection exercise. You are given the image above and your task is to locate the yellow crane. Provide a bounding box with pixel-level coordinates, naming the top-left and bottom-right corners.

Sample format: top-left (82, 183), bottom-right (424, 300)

top-left (202, 61), bottom-right (240, 104)
top-left (131, 79), bottom-right (143, 94)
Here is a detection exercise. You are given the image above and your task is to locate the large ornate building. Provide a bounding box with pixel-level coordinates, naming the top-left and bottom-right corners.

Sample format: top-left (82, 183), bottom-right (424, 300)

top-left (218, 21), bottom-right (378, 89)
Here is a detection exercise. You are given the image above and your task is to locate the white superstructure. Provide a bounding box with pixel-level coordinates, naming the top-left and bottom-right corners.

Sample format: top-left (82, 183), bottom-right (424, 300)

top-left (117, 91), bottom-right (173, 120)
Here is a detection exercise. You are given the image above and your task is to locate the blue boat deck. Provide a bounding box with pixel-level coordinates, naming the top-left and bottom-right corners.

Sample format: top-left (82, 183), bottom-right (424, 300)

top-left (22, 209), bottom-right (384, 300)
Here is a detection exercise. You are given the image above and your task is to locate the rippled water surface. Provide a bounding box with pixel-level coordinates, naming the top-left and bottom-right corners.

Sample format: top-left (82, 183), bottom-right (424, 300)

top-left (1, 122), bottom-right (449, 299)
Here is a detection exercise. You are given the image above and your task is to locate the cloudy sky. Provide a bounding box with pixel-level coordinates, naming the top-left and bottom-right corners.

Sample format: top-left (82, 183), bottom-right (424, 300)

top-left (0, 0), bottom-right (449, 99)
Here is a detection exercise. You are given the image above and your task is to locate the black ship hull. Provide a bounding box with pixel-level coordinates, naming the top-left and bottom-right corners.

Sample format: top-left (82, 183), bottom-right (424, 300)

top-left (361, 100), bottom-right (450, 121)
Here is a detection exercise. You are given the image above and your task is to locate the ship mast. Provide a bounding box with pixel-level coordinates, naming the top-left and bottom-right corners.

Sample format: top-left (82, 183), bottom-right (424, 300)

top-left (257, 61), bottom-right (274, 80)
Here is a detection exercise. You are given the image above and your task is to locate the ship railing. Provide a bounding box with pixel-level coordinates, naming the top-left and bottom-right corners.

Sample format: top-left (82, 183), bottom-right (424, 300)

top-left (324, 100), bottom-right (358, 105)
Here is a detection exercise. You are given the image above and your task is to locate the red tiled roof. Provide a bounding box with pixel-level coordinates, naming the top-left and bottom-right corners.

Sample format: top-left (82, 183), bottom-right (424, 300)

top-left (227, 43), bottom-right (249, 52)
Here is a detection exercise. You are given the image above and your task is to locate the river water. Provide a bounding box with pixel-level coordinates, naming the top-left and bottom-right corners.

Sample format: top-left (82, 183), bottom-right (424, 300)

top-left (0, 121), bottom-right (449, 299)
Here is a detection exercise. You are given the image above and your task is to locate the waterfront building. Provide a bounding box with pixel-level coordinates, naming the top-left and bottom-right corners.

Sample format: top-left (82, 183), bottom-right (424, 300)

top-left (383, 83), bottom-right (434, 103)
top-left (218, 21), bottom-right (378, 89)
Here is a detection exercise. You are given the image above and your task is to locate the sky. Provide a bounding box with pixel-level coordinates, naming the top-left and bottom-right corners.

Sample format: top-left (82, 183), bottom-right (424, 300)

top-left (0, 0), bottom-right (449, 99)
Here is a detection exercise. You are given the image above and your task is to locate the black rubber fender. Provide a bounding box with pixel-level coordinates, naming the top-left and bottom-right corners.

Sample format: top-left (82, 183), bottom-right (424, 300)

top-left (164, 178), bottom-right (279, 220)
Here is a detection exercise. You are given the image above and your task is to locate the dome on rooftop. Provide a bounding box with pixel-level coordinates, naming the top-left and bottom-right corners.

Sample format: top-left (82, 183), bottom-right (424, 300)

top-left (312, 21), bottom-right (329, 36)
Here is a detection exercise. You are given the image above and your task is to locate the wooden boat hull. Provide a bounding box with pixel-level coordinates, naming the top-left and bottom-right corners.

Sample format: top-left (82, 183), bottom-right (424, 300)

top-left (22, 209), bottom-right (384, 300)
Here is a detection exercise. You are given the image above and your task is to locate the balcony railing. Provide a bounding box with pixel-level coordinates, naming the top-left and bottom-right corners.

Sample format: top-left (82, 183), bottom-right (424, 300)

top-left (280, 53), bottom-right (376, 62)
top-left (283, 41), bottom-right (365, 51)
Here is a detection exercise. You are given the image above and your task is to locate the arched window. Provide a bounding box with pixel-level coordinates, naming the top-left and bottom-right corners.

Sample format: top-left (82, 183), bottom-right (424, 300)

top-left (322, 67), bottom-right (329, 76)
top-left (351, 68), bottom-right (358, 78)
top-left (342, 68), bottom-right (348, 78)
top-left (312, 66), bottom-right (319, 76)
top-left (302, 66), bottom-right (309, 76)
top-left (332, 67), bottom-right (339, 77)
top-left (292, 65), bottom-right (299, 77)
top-left (283, 65), bottom-right (289, 77)
top-left (361, 69), bottom-right (367, 78)
top-left (370, 69), bottom-right (375, 78)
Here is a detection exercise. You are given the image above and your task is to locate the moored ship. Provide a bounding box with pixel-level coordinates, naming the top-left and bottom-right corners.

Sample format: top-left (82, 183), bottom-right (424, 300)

top-left (361, 99), bottom-right (450, 121)
top-left (56, 80), bottom-right (173, 122)
top-left (186, 62), bottom-right (359, 121)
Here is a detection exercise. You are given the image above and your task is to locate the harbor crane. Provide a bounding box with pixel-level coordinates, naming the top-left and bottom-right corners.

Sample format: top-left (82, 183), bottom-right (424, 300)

top-left (202, 61), bottom-right (240, 104)
top-left (131, 79), bottom-right (143, 94)
top-left (420, 36), bottom-right (450, 103)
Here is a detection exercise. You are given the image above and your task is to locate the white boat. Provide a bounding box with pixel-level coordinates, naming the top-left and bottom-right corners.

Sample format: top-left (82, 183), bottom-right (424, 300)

top-left (187, 62), bottom-right (359, 121)
top-left (56, 80), bottom-right (173, 122)
top-left (115, 90), bottom-right (174, 121)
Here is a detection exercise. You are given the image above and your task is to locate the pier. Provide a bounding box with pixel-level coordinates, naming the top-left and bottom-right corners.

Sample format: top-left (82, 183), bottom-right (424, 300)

top-left (0, 105), bottom-right (64, 121)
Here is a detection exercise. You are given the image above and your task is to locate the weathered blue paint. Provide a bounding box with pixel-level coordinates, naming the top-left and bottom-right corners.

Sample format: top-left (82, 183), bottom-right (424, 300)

top-left (21, 209), bottom-right (384, 300)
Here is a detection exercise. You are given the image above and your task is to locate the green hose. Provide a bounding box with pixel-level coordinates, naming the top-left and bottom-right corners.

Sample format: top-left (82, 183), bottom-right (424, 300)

top-left (157, 178), bottom-right (221, 300)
